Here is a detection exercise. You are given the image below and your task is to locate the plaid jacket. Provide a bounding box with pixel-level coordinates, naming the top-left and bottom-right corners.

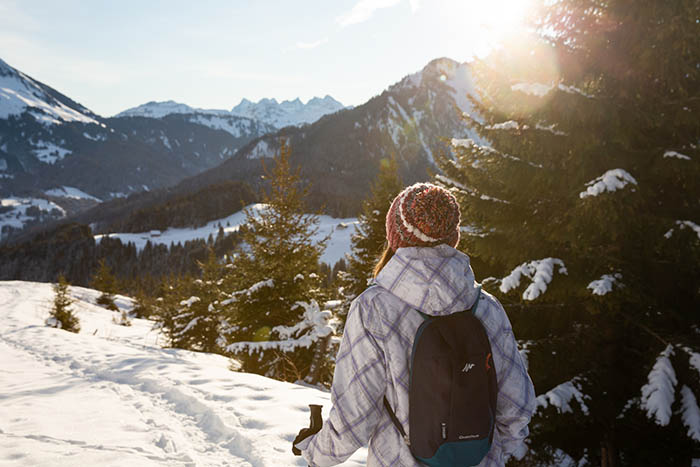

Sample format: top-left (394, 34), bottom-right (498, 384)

top-left (297, 245), bottom-right (535, 466)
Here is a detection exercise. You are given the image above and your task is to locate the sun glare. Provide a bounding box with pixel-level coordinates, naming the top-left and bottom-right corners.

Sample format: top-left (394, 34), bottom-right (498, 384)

top-left (440, 0), bottom-right (539, 59)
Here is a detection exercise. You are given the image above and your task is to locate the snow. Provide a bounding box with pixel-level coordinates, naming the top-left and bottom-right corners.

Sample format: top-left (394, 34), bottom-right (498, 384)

top-left (664, 220), bottom-right (700, 240)
top-left (435, 173), bottom-right (469, 192)
top-left (641, 344), bottom-right (677, 426)
top-left (114, 100), bottom-right (230, 119)
top-left (116, 96), bottom-right (346, 129)
top-left (224, 279), bottom-right (276, 305)
top-left (557, 83), bottom-right (593, 98)
top-left (579, 168), bottom-right (638, 199)
top-left (681, 386), bottom-right (700, 442)
top-left (499, 258), bottom-right (568, 300)
top-left (511, 82), bottom-right (553, 97)
top-left (663, 150), bottom-right (691, 160)
top-left (248, 139), bottom-right (274, 159)
top-left (535, 122), bottom-right (566, 135)
top-left (231, 95), bottom-right (345, 129)
top-left (187, 114), bottom-right (259, 138)
top-left (0, 280), bottom-right (367, 466)
top-left (227, 301), bottom-right (337, 355)
top-left (0, 197), bottom-right (66, 239)
top-left (94, 205), bottom-right (358, 266)
top-left (180, 296), bottom-right (201, 307)
top-left (450, 138), bottom-right (474, 149)
top-left (587, 273), bottom-right (622, 296)
top-left (31, 141), bottom-right (72, 164)
top-left (486, 120), bottom-right (519, 131)
top-left (688, 349), bottom-right (700, 377)
top-left (0, 59), bottom-right (98, 125)
top-left (536, 378), bottom-right (590, 415)
top-left (83, 131), bottom-right (107, 141)
top-left (45, 186), bottom-right (102, 202)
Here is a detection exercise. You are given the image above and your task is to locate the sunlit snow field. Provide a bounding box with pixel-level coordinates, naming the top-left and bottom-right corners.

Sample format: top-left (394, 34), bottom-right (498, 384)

top-left (94, 204), bottom-right (358, 266)
top-left (0, 281), bottom-right (367, 466)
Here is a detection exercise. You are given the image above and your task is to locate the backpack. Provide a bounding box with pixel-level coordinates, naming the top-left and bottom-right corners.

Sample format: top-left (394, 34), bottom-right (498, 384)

top-left (383, 285), bottom-right (498, 466)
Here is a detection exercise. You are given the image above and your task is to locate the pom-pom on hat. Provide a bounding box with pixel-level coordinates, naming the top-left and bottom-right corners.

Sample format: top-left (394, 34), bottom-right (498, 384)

top-left (385, 183), bottom-right (461, 251)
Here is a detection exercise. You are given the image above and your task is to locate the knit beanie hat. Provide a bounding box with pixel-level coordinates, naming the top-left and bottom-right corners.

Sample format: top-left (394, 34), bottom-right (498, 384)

top-left (385, 183), bottom-right (461, 251)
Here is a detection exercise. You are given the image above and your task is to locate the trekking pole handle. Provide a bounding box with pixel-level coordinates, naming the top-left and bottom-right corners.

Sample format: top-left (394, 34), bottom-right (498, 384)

top-left (309, 404), bottom-right (323, 433)
top-left (292, 404), bottom-right (324, 457)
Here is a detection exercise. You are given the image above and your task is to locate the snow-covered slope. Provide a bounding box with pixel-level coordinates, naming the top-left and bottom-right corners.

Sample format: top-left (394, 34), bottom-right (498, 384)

top-left (230, 95), bottom-right (346, 129)
top-left (0, 281), bottom-right (367, 466)
top-left (95, 204), bottom-right (358, 265)
top-left (0, 58), bottom-right (98, 126)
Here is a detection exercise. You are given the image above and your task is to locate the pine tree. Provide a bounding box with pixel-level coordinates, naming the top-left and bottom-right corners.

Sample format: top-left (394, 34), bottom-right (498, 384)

top-left (341, 156), bottom-right (403, 307)
top-left (47, 274), bottom-right (80, 333)
top-left (436, 1), bottom-right (699, 464)
top-left (166, 250), bottom-right (228, 353)
top-left (92, 258), bottom-right (119, 311)
top-left (222, 140), bottom-right (329, 381)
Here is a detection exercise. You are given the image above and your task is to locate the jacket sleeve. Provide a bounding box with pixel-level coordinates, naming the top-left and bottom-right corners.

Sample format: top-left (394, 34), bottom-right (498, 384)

top-left (487, 298), bottom-right (536, 461)
top-left (296, 298), bottom-right (386, 466)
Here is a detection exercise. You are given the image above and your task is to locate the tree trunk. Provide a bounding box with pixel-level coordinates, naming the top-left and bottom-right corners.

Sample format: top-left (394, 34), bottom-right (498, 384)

top-left (306, 335), bottom-right (331, 385)
top-left (601, 438), bottom-right (618, 467)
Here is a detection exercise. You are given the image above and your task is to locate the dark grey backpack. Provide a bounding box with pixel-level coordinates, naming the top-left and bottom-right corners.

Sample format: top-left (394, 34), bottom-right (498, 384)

top-left (383, 286), bottom-right (498, 466)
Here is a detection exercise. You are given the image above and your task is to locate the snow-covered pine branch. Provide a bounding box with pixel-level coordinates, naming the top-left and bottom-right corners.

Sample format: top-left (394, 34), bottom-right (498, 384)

top-left (485, 120), bottom-right (520, 131)
top-left (221, 279), bottom-right (275, 305)
top-left (510, 81), bottom-right (593, 99)
top-left (226, 300), bottom-right (336, 355)
top-left (663, 150), bottom-right (691, 160)
top-left (536, 377), bottom-right (590, 415)
top-left (587, 273), bottom-right (622, 296)
top-left (664, 220), bottom-right (700, 240)
top-left (686, 348), bottom-right (700, 377)
top-left (579, 169), bottom-right (638, 199)
top-left (499, 258), bottom-right (568, 301)
top-left (641, 344), bottom-right (677, 426)
top-left (680, 386), bottom-right (700, 442)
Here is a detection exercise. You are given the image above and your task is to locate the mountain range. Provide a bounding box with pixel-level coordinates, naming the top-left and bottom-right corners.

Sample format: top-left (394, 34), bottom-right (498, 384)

top-left (116, 95), bottom-right (346, 129)
top-left (0, 56), bottom-right (480, 242)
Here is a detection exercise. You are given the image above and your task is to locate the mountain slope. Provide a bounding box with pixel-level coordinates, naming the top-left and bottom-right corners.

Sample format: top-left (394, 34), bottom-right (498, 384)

top-left (178, 58), bottom-right (479, 216)
top-left (0, 280), bottom-right (367, 466)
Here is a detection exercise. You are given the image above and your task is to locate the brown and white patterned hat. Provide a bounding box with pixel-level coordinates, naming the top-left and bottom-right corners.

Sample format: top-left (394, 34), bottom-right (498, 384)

top-left (385, 183), bottom-right (461, 251)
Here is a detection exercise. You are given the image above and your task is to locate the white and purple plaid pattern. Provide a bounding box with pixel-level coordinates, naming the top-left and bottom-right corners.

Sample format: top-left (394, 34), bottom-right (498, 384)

top-left (297, 245), bottom-right (535, 466)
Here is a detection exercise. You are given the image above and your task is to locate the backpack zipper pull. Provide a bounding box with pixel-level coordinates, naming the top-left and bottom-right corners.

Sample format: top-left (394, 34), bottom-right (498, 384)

top-left (441, 422), bottom-right (447, 440)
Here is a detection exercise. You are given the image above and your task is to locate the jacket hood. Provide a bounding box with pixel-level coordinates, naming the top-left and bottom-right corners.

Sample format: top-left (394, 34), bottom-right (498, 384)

top-left (374, 244), bottom-right (479, 316)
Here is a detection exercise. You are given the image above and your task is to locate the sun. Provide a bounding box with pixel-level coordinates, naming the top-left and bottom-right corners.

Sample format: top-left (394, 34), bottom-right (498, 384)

top-left (439, 0), bottom-right (538, 58)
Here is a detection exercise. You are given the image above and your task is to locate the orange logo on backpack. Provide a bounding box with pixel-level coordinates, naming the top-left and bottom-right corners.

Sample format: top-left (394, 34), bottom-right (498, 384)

top-left (485, 353), bottom-right (492, 371)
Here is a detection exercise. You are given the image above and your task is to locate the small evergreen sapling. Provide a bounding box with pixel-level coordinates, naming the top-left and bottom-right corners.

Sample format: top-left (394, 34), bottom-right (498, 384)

top-left (92, 258), bottom-right (119, 311)
top-left (47, 274), bottom-right (80, 333)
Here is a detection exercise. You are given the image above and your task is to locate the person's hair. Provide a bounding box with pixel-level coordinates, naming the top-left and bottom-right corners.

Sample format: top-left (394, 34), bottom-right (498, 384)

top-left (373, 245), bottom-right (394, 278)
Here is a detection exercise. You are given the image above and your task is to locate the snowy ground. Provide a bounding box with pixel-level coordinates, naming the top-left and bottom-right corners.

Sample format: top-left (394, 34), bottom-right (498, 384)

top-left (0, 281), bottom-right (367, 466)
top-left (94, 204), bottom-right (359, 266)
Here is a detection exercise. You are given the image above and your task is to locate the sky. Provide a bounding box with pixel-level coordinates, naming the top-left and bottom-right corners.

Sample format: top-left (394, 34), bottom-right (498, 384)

top-left (0, 0), bottom-right (533, 117)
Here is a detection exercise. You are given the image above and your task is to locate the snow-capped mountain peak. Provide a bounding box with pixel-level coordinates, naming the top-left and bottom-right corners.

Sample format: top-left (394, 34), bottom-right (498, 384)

top-left (114, 100), bottom-right (230, 119)
top-left (230, 95), bottom-right (346, 128)
top-left (0, 58), bottom-right (99, 125)
top-left (116, 95), bottom-right (346, 129)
